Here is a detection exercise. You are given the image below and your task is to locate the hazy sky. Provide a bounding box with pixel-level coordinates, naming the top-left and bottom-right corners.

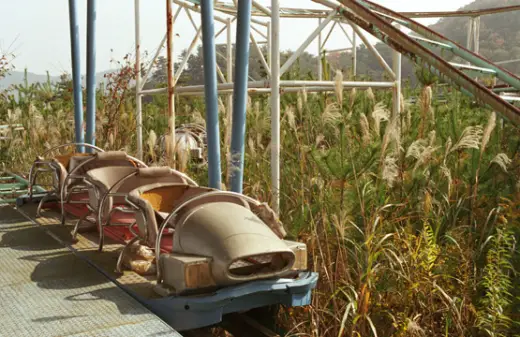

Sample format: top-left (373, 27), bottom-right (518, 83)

top-left (0, 0), bottom-right (474, 75)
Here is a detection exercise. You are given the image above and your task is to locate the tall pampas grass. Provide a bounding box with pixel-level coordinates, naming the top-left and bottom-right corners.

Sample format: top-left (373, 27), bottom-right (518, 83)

top-left (490, 153), bottom-right (511, 172)
top-left (418, 85), bottom-right (432, 138)
top-left (371, 102), bottom-right (390, 137)
top-left (481, 112), bottom-right (496, 155)
top-left (382, 154), bottom-right (399, 188)
top-left (366, 87), bottom-right (375, 103)
top-left (147, 130), bottom-right (157, 163)
top-left (334, 70), bottom-right (344, 107)
top-left (360, 113), bottom-right (371, 146)
top-left (448, 126), bottom-right (483, 154)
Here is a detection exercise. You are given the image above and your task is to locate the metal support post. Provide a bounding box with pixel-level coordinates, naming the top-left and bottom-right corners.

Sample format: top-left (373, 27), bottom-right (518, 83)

top-left (200, 0), bottom-right (222, 189)
top-left (352, 28), bottom-right (357, 77)
top-left (466, 17), bottom-right (474, 58)
top-left (166, 0), bottom-right (176, 167)
top-left (86, 0), bottom-right (97, 152)
top-left (271, 0), bottom-right (281, 213)
top-left (473, 16), bottom-right (480, 54)
top-left (267, 22), bottom-right (272, 69)
top-left (317, 18), bottom-right (323, 80)
top-left (392, 23), bottom-right (402, 119)
top-left (229, 0), bottom-right (253, 193)
top-left (68, 0), bottom-right (84, 152)
top-left (226, 18), bottom-right (233, 185)
top-left (135, 0), bottom-right (143, 159)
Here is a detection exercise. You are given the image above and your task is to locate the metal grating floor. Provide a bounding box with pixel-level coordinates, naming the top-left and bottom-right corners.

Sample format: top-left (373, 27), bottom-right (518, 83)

top-left (0, 205), bottom-right (182, 337)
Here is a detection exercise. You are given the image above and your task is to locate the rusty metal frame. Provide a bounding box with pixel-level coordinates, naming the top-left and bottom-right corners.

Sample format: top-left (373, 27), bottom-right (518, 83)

top-left (356, 0), bottom-right (520, 90)
top-left (330, 0), bottom-right (520, 126)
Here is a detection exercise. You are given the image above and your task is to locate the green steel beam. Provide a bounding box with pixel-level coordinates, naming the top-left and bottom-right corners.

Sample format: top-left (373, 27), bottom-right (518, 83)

top-left (357, 0), bottom-right (520, 90)
top-left (330, 0), bottom-right (520, 126)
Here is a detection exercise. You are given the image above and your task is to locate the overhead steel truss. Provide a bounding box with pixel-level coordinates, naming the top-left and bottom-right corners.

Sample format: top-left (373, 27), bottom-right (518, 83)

top-left (133, 0), bottom-right (520, 213)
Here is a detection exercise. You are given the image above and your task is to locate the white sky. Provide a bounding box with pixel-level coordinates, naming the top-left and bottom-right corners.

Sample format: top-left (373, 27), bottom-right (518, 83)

top-left (0, 0), bottom-right (474, 75)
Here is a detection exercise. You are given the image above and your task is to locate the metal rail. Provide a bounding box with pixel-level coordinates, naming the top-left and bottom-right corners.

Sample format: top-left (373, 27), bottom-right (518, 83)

top-left (313, 0), bottom-right (520, 127)
top-left (202, 0), bottom-right (520, 19)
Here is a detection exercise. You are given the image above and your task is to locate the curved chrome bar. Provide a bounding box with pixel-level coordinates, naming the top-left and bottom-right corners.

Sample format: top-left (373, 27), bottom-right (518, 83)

top-left (95, 169), bottom-right (139, 251)
top-left (40, 142), bottom-right (105, 158)
top-left (96, 167), bottom-right (198, 245)
top-left (29, 143), bottom-right (103, 200)
top-left (154, 190), bottom-right (261, 283)
top-left (60, 153), bottom-right (148, 225)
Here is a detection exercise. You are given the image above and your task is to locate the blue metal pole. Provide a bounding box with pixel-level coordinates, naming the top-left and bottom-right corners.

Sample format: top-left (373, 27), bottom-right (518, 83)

top-left (200, 0), bottom-right (222, 189)
top-left (86, 0), bottom-right (97, 152)
top-left (229, 0), bottom-right (252, 193)
top-left (68, 0), bottom-right (84, 152)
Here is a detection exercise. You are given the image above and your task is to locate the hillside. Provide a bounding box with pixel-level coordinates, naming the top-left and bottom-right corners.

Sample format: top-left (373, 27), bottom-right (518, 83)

top-left (0, 69), bottom-right (114, 90)
top-left (0, 71), bottom-right (60, 89)
top-left (431, 0), bottom-right (520, 73)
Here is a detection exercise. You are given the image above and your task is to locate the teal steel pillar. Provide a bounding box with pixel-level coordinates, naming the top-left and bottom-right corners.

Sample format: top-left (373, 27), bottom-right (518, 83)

top-left (68, 0), bottom-right (84, 152)
top-left (229, 0), bottom-right (252, 193)
top-left (86, 0), bottom-right (97, 152)
top-left (200, 0), bottom-right (222, 189)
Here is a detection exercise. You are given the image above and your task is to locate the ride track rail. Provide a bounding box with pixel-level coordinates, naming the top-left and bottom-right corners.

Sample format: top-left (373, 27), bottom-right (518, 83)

top-left (311, 0), bottom-right (520, 127)
top-left (10, 200), bottom-right (286, 337)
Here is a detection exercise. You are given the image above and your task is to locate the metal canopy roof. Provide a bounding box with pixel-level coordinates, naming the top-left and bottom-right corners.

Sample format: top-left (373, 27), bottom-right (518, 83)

top-left (184, 0), bottom-right (520, 19)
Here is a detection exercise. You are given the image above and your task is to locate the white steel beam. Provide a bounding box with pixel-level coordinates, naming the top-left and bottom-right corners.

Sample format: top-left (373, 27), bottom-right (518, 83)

top-left (280, 10), bottom-right (336, 77)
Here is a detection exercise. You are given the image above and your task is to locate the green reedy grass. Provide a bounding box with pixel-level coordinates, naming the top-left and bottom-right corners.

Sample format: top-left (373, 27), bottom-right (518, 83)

top-left (1, 62), bottom-right (519, 337)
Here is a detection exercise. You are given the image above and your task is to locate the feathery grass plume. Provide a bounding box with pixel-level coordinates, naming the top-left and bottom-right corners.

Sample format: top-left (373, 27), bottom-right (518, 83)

top-left (315, 134), bottom-right (325, 150)
top-left (371, 102), bottom-right (390, 137)
top-left (449, 125), bottom-right (483, 154)
top-left (481, 111), bottom-right (496, 155)
top-left (407, 139), bottom-right (429, 160)
top-left (334, 70), bottom-right (344, 106)
top-left (108, 131), bottom-right (115, 148)
top-left (218, 97), bottom-right (226, 115)
top-left (420, 85), bottom-right (432, 114)
top-left (297, 91), bottom-right (303, 114)
top-left (381, 115), bottom-right (400, 159)
top-left (418, 85), bottom-right (432, 137)
top-left (428, 130), bottom-right (436, 147)
top-left (359, 112), bottom-right (371, 145)
top-left (322, 103), bottom-right (342, 127)
top-left (405, 98), bottom-right (413, 132)
top-left (164, 134), bottom-right (173, 163)
top-left (349, 88), bottom-right (357, 111)
top-left (443, 137), bottom-right (452, 163)
top-left (147, 130), bottom-right (157, 162)
top-left (248, 137), bottom-right (256, 157)
top-left (246, 95), bottom-right (252, 111)
top-left (490, 153), bottom-right (512, 172)
top-left (302, 87), bottom-right (308, 104)
top-left (254, 100), bottom-right (260, 117)
top-left (382, 154), bottom-right (399, 188)
top-left (192, 109), bottom-right (205, 125)
top-left (176, 147), bottom-right (190, 172)
top-left (406, 139), bottom-right (439, 172)
top-left (440, 164), bottom-right (452, 196)
top-left (285, 106), bottom-right (297, 132)
top-left (366, 87), bottom-right (375, 103)
top-left (400, 93), bottom-right (405, 115)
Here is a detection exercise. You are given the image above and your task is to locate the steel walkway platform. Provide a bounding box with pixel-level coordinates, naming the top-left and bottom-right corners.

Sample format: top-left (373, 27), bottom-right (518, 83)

top-left (0, 205), bottom-right (182, 337)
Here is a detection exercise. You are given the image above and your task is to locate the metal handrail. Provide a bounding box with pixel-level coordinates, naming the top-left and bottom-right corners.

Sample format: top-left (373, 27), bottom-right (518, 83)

top-left (96, 167), bottom-right (199, 250)
top-left (59, 153), bottom-right (148, 225)
top-left (40, 142), bottom-right (105, 158)
top-left (28, 143), bottom-right (104, 198)
top-left (154, 190), bottom-right (261, 283)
